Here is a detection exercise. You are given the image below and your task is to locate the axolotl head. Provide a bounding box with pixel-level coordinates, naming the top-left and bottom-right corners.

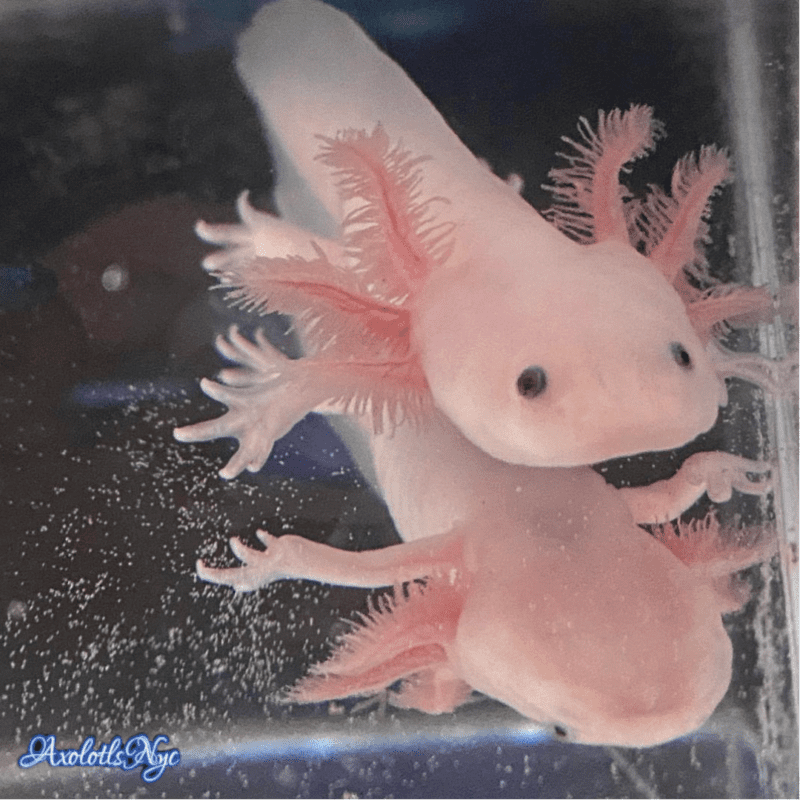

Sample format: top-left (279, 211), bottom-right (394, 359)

top-left (413, 229), bottom-right (727, 468)
top-left (454, 498), bottom-right (734, 747)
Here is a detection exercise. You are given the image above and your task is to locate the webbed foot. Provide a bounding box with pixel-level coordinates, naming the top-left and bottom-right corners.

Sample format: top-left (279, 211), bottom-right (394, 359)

top-left (621, 451), bottom-right (773, 524)
top-left (682, 451), bottom-right (773, 505)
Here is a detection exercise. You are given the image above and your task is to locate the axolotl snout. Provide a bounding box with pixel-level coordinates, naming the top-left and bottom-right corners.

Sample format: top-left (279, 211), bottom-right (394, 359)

top-left (446, 478), bottom-right (734, 748)
top-left (176, 0), bottom-right (765, 474)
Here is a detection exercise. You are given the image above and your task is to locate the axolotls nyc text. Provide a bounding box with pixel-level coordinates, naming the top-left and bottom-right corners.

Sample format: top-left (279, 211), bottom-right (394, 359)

top-left (18, 733), bottom-right (180, 783)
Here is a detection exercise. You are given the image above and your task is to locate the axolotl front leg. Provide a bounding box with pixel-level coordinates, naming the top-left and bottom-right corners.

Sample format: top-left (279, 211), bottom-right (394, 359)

top-left (196, 190), bottom-right (344, 269)
top-left (199, 456), bottom-right (772, 592)
top-left (197, 527), bottom-right (466, 592)
top-left (619, 451), bottom-right (773, 525)
top-left (175, 325), bottom-right (427, 480)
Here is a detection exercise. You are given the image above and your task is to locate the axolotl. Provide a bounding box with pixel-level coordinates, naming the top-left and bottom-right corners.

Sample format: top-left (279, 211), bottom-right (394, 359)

top-left (174, 0), bottom-right (776, 475)
top-left (172, 0), bottom-right (779, 747)
top-left (196, 405), bottom-right (773, 747)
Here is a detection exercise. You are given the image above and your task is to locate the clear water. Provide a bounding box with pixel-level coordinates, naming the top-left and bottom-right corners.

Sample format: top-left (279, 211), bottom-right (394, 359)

top-left (0, 0), bottom-right (796, 797)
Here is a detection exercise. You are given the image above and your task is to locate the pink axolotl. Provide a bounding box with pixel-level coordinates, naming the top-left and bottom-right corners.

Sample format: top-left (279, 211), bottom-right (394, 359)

top-left (174, 0), bottom-right (778, 475)
top-left (196, 407), bottom-right (773, 748)
top-left (171, 0), bottom-right (780, 747)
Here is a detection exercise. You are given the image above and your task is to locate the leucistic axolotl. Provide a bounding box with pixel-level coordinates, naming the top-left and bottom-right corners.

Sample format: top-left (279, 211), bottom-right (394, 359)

top-left (197, 408), bottom-right (775, 748)
top-left (173, 0), bottom-right (779, 473)
top-left (174, 0), bottom-right (780, 746)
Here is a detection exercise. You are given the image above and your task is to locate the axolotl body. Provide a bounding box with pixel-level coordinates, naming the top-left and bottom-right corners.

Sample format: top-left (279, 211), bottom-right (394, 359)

top-left (175, 0), bottom-right (774, 476)
top-left (174, 0), bottom-right (779, 748)
top-left (197, 407), bottom-right (773, 747)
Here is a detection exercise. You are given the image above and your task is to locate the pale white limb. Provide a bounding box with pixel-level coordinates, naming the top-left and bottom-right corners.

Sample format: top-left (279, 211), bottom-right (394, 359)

top-left (476, 158), bottom-right (524, 195)
top-left (709, 339), bottom-right (797, 396)
top-left (196, 190), bottom-right (342, 273)
top-left (619, 451), bottom-right (772, 525)
top-left (505, 173), bottom-right (525, 195)
top-left (175, 326), bottom-right (427, 480)
top-left (197, 527), bottom-right (466, 592)
top-left (174, 326), bottom-right (316, 479)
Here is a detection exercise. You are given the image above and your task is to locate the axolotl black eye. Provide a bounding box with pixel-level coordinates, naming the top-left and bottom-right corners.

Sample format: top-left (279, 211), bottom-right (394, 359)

top-left (670, 342), bottom-right (693, 369)
top-left (517, 366), bottom-right (547, 398)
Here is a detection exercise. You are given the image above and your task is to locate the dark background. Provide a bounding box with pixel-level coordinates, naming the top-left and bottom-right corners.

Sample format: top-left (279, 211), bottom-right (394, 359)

top-left (0, 1), bottom-right (796, 797)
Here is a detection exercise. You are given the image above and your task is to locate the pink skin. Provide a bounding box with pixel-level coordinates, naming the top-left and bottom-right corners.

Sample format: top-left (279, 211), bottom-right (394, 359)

top-left (197, 411), bottom-right (773, 748)
top-left (176, 0), bottom-right (781, 473)
top-left (173, 0), bottom-right (780, 747)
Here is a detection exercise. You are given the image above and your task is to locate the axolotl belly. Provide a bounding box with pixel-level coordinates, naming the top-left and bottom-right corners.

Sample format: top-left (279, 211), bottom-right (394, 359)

top-left (175, 0), bottom-right (774, 475)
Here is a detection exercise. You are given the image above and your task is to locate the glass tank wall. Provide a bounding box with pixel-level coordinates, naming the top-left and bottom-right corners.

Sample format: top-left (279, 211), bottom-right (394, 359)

top-left (0, 0), bottom-right (796, 797)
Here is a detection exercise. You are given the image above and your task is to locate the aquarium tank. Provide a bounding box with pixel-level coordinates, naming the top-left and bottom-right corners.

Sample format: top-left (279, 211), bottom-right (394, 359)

top-left (0, 0), bottom-right (796, 797)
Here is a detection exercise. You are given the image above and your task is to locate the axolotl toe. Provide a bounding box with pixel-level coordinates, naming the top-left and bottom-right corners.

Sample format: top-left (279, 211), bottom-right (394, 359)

top-left (176, 0), bottom-right (778, 476)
